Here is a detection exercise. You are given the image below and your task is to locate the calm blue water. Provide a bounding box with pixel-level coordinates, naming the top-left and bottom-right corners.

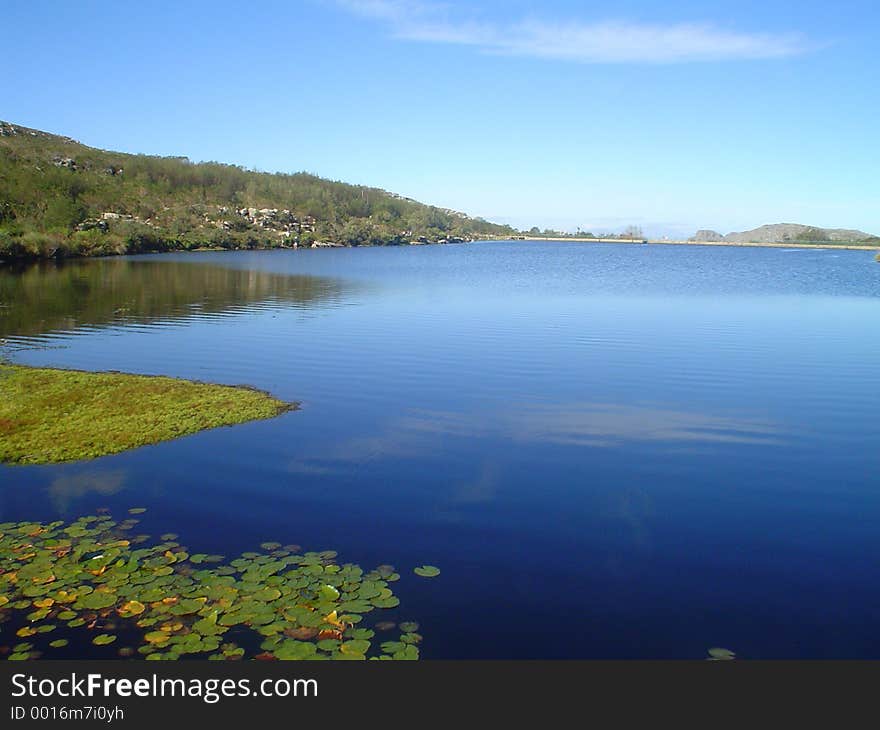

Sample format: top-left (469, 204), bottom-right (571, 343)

top-left (2, 241), bottom-right (879, 658)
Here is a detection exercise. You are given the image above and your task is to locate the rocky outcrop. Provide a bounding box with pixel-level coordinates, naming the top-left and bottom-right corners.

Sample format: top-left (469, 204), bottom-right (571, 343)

top-left (53, 156), bottom-right (77, 170)
top-left (233, 208), bottom-right (315, 236)
top-left (689, 229), bottom-right (724, 242)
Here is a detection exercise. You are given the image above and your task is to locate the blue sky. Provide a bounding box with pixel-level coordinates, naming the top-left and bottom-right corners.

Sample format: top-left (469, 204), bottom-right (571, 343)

top-left (5, 0), bottom-right (879, 236)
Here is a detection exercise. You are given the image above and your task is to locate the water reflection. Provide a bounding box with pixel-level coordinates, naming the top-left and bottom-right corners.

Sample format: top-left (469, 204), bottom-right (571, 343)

top-left (288, 401), bottom-right (783, 478)
top-left (0, 257), bottom-right (351, 339)
top-left (402, 403), bottom-right (783, 447)
top-left (500, 402), bottom-right (784, 447)
top-left (453, 461), bottom-right (503, 505)
top-left (48, 469), bottom-right (127, 514)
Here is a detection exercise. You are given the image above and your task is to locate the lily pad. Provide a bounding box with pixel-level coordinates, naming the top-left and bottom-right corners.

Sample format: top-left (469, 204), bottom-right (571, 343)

top-left (393, 645), bottom-right (419, 660)
top-left (413, 566), bottom-right (440, 578)
top-left (118, 600), bottom-right (146, 618)
top-left (707, 647), bottom-right (736, 661)
top-left (274, 641), bottom-right (318, 660)
top-left (78, 592), bottom-right (117, 610)
top-left (144, 631), bottom-right (171, 644)
top-left (372, 596), bottom-right (400, 609)
top-left (341, 639), bottom-right (371, 655)
top-left (381, 641), bottom-right (406, 654)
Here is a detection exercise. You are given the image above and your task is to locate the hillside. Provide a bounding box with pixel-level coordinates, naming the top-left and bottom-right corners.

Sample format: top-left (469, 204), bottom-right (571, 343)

top-left (690, 223), bottom-right (878, 244)
top-left (0, 121), bottom-right (515, 261)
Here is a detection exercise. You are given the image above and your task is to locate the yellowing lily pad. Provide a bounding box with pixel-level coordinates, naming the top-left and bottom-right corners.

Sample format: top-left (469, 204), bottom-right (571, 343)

top-left (118, 600), bottom-right (146, 618)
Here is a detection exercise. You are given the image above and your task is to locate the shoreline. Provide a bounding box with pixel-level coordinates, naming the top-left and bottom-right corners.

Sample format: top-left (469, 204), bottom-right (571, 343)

top-left (519, 236), bottom-right (880, 251)
top-left (4, 237), bottom-right (879, 268)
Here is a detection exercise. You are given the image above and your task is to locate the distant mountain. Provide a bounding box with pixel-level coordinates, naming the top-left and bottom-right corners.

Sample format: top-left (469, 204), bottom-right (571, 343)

top-left (691, 229), bottom-right (725, 242)
top-left (0, 121), bottom-right (515, 261)
top-left (690, 223), bottom-right (878, 244)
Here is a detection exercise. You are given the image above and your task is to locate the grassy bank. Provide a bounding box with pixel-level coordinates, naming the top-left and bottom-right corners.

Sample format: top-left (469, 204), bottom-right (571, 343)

top-left (0, 364), bottom-right (294, 465)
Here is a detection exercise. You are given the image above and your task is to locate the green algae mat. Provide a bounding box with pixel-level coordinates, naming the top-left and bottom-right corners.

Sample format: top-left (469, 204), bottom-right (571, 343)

top-left (0, 364), bottom-right (293, 465)
top-left (0, 511), bottom-right (426, 660)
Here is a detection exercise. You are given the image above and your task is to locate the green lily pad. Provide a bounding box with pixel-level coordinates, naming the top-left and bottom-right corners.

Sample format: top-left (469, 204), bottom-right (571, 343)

top-left (381, 641), bottom-right (406, 654)
top-left (393, 645), bottom-right (419, 660)
top-left (341, 639), bottom-right (371, 655)
top-left (372, 596), bottom-right (400, 609)
top-left (413, 565), bottom-right (440, 578)
top-left (251, 587), bottom-right (282, 602)
top-left (707, 648), bottom-right (736, 661)
top-left (274, 641), bottom-right (318, 660)
top-left (93, 634), bottom-right (117, 646)
top-left (339, 599), bottom-right (372, 613)
top-left (78, 592), bottom-right (117, 610)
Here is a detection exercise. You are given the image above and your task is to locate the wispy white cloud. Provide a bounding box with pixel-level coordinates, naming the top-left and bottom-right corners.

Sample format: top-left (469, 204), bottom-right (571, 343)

top-left (335, 0), bottom-right (809, 63)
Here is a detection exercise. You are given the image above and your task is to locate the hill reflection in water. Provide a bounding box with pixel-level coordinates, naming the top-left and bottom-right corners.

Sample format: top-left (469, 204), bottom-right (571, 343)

top-left (0, 257), bottom-right (352, 340)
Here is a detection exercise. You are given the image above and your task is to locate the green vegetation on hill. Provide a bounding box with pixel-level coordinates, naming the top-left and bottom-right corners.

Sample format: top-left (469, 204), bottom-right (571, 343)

top-left (0, 121), bottom-right (515, 261)
top-left (0, 364), bottom-right (294, 464)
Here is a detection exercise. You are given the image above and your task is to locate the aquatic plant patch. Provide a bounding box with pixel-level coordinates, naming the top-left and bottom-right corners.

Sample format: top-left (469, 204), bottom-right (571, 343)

top-left (0, 512), bottom-right (424, 660)
top-left (0, 364), bottom-right (294, 465)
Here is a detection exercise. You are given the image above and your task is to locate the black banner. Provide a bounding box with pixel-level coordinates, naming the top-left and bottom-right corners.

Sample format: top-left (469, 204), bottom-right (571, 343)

top-left (1, 661), bottom-right (877, 726)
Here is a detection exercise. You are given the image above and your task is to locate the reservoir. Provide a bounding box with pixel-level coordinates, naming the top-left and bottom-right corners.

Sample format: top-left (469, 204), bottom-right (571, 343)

top-left (2, 240), bottom-right (879, 658)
